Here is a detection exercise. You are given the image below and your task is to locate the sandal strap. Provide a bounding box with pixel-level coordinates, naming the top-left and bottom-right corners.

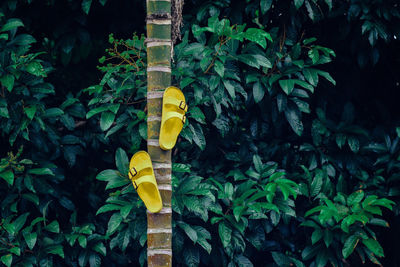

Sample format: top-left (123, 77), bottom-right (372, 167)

top-left (129, 160), bottom-right (153, 177)
top-left (163, 111), bottom-right (186, 125)
top-left (164, 97), bottom-right (188, 112)
top-left (131, 174), bottom-right (156, 190)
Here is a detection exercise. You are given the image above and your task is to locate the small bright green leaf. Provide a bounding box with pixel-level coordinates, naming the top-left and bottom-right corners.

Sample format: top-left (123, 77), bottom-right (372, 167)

top-left (0, 170), bottom-right (14, 185)
top-left (23, 232), bottom-right (37, 250)
top-left (1, 18), bottom-right (24, 32)
top-left (214, 60), bottom-right (224, 77)
top-left (245, 28), bottom-right (271, 48)
top-left (362, 238), bottom-right (384, 257)
top-left (96, 169), bottom-right (120, 181)
top-left (100, 111), bottom-right (115, 131)
top-left (1, 254), bottom-right (12, 267)
top-left (0, 74), bottom-right (14, 92)
top-left (342, 235), bottom-right (359, 259)
top-left (45, 221), bottom-right (60, 233)
top-left (279, 79), bottom-right (295, 95)
top-left (47, 245), bottom-right (64, 258)
top-left (28, 168), bottom-right (54, 176)
top-left (24, 105), bottom-right (37, 120)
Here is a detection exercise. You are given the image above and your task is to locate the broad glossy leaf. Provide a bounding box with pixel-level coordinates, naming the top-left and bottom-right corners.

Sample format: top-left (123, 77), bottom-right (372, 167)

top-left (218, 222), bottom-right (232, 248)
top-left (0, 170), bottom-right (14, 185)
top-left (253, 81), bottom-right (264, 103)
top-left (115, 148), bottom-right (129, 174)
top-left (279, 79), bottom-right (295, 95)
top-left (100, 111), bottom-right (115, 131)
top-left (342, 235), bottom-right (359, 259)
top-left (1, 18), bottom-right (24, 32)
top-left (362, 238), bottom-right (384, 257)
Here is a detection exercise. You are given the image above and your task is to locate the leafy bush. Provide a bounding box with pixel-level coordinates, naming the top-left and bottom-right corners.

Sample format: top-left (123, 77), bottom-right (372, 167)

top-left (1, 0), bottom-right (400, 266)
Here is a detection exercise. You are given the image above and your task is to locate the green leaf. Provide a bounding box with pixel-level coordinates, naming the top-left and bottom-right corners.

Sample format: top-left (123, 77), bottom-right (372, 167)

top-left (310, 172), bottom-right (323, 197)
top-left (14, 213), bottom-right (29, 233)
top-left (396, 127), bottom-right (400, 138)
top-left (0, 170), bottom-right (14, 185)
top-left (284, 105), bottom-right (303, 136)
top-left (294, 79), bottom-right (314, 92)
top-left (24, 105), bottom-right (37, 120)
top-left (96, 169), bottom-right (120, 181)
top-left (0, 74), bottom-right (14, 92)
top-left (348, 190), bottom-right (364, 206)
top-left (23, 232), bottom-right (37, 250)
top-left (45, 221), bottom-right (60, 233)
top-left (362, 239), bottom-right (384, 257)
top-left (214, 60), bottom-right (224, 77)
top-left (323, 230), bottom-right (333, 247)
top-left (191, 123), bottom-right (206, 150)
top-left (260, 0), bottom-right (273, 14)
top-left (342, 235), bottom-right (359, 259)
top-left (279, 79), bottom-right (295, 95)
top-left (223, 80), bottom-right (236, 99)
top-left (303, 68), bottom-right (318, 86)
top-left (224, 182), bottom-right (234, 199)
top-left (100, 111), bottom-right (115, 131)
top-left (218, 222), bottom-right (232, 248)
top-left (107, 213), bottom-right (123, 235)
top-left (115, 148), bottom-right (128, 174)
top-left (47, 245), bottom-right (64, 258)
top-left (93, 242), bottom-right (106, 256)
top-left (1, 18), bottom-right (24, 32)
top-left (78, 235), bottom-right (87, 248)
top-left (308, 49), bottom-right (319, 64)
top-left (22, 193), bottom-right (39, 205)
top-left (86, 106), bottom-right (108, 119)
top-left (245, 28), bottom-right (271, 48)
top-left (96, 204), bottom-right (121, 215)
top-left (253, 81), bottom-right (264, 103)
top-left (28, 168), bottom-right (54, 176)
top-left (189, 107), bottom-right (205, 124)
top-left (348, 136), bottom-right (360, 153)
top-left (253, 155), bottom-right (263, 173)
top-left (178, 222), bottom-right (198, 243)
top-left (42, 108), bottom-right (64, 118)
top-left (294, 0), bottom-right (305, 9)
top-left (82, 0), bottom-right (92, 14)
top-left (1, 254), bottom-right (12, 267)
top-left (26, 61), bottom-right (46, 77)
top-left (311, 229), bottom-right (323, 245)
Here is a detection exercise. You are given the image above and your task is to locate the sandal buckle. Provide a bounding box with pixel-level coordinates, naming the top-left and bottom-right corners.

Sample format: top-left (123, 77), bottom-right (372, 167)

top-left (179, 101), bottom-right (187, 111)
top-left (129, 167), bottom-right (137, 177)
top-left (182, 114), bottom-right (186, 124)
top-left (133, 180), bottom-right (138, 190)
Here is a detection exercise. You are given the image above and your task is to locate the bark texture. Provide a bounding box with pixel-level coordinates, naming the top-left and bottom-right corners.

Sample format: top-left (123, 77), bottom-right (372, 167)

top-left (146, 0), bottom-right (172, 266)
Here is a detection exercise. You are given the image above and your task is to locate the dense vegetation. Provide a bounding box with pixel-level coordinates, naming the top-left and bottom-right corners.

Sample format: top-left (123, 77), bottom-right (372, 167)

top-left (0, 0), bottom-right (400, 266)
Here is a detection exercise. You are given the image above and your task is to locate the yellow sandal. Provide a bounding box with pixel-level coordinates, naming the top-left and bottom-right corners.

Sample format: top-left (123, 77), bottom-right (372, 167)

top-left (159, 86), bottom-right (188, 150)
top-left (128, 151), bottom-right (162, 213)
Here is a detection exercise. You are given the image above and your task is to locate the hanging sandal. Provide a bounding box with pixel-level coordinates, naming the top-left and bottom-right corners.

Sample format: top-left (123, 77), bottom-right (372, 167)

top-left (159, 86), bottom-right (188, 150)
top-left (128, 151), bottom-right (162, 213)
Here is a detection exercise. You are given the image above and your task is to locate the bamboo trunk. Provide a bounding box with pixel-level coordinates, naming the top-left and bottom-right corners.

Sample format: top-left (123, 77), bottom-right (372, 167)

top-left (146, 0), bottom-right (172, 266)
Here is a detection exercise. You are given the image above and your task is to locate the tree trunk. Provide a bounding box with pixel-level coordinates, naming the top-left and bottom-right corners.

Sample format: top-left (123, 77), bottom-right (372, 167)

top-left (146, 0), bottom-right (172, 266)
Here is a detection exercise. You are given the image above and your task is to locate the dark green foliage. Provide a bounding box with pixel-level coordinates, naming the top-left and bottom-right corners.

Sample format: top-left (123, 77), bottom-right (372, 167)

top-left (0, 0), bottom-right (400, 266)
